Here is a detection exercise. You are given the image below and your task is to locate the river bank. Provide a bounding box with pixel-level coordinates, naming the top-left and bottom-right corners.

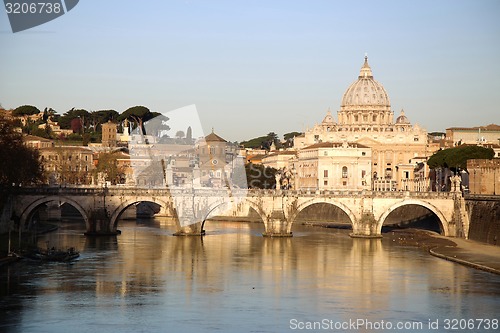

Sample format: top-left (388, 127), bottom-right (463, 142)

top-left (386, 229), bottom-right (500, 275)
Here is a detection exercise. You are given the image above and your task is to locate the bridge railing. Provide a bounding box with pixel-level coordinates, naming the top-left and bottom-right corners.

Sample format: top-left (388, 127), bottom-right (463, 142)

top-left (9, 185), bottom-right (459, 200)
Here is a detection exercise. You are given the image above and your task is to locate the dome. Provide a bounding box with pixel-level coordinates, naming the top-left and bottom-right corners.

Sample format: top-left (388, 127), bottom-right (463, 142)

top-left (321, 109), bottom-right (335, 124)
top-left (396, 109), bottom-right (410, 124)
top-left (340, 56), bottom-right (390, 108)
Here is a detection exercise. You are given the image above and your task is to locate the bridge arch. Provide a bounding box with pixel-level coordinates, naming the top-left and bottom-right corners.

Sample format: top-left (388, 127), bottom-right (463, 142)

top-left (109, 196), bottom-right (174, 231)
top-left (290, 198), bottom-right (356, 228)
top-left (19, 196), bottom-right (89, 230)
top-left (201, 197), bottom-right (267, 231)
top-left (376, 199), bottom-right (449, 236)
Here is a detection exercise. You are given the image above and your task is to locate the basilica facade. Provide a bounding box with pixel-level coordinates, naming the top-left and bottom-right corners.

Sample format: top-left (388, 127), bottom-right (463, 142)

top-left (294, 56), bottom-right (432, 191)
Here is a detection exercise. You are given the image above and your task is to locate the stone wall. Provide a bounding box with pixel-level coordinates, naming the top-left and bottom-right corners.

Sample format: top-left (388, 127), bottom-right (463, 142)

top-left (466, 196), bottom-right (500, 246)
top-left (467, 159), bottom-right (500, 195)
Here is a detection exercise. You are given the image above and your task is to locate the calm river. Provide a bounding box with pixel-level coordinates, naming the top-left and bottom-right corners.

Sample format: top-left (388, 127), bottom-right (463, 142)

top-left (1, 219), bottom-right (499, 333)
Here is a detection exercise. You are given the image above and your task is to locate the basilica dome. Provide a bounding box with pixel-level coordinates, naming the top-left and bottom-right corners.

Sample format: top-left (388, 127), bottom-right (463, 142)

top-left (337, 56), bottom-right (393, 126)
top-left (340, 56), bottom-right (390, 108)
top-left (395, 110), bottom-right (410, 124)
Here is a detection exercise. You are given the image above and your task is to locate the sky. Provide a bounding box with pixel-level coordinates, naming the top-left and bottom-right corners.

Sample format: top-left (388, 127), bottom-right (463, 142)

top-left (1, 0), bottom-right (499, 142)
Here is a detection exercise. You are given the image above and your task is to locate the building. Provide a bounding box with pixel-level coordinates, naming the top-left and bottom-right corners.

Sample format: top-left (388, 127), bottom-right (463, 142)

top-left (294, 56), bottom-right (432, 190)
top-left (446, 124), bottom-right (500, 146)
top-left (101, 121), bottom-right (118, 147)
top-left (294, 142), bottom-right (372, 190)
top-left (23, 134), bottom-right (55, 149)
top-left (467, 159), bottom-right (500, 195)
top-left (198, 130), bottom-right (237, 187)
top-left (39, 146), bottom-right (94, 185)
top-left (261, 150), bottom-right (297, 170)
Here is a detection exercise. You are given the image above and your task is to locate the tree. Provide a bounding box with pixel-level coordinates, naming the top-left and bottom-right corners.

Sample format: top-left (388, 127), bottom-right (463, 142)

top-left (31, 123), bottom-right (53, 139)
top-left (143, 114), bottom-right (170, 138)
top-left (12, 105), bottom-right (41, 129)
top-left (283, 131), bottom-right (302, 148)
top-left (93, 152), bottom-right (124, 185)
top-left (427, 145), bottom-right (494, 172)
top-left (59, 108), bottom-right (90, 130)
top-left (175, 130), bottom-right (185, 139)
top-left (42, 107), bottom-right (56, 122)
top-left (245, 163), bottom-right (277, 189)
top-left (240, 135), bottom-right (273, 149)
top-left (89, 110), bottom-right (119, 132)
top-left (12, 105), bottom-right (40, 117)
top-left (118, 106), bottom-right (155, 134)
top-left (0, 114), bottom-right (44, 186)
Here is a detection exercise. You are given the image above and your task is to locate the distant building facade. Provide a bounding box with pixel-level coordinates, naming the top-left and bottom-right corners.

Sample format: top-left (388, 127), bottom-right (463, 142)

top-left (101, 121), bottom-right (118, 147)
top-left (294, 142), bottom-right (372, 190)
top-left (467, 159), bottom-right (500, 195)
top-left (446, 124), bottom-right (500, 147)
top-left (39, 146), bottom-right (94, 185)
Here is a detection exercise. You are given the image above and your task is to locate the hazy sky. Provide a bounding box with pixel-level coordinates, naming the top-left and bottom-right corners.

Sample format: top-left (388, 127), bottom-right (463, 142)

top-left (1, 0), bottom-right (499, 141)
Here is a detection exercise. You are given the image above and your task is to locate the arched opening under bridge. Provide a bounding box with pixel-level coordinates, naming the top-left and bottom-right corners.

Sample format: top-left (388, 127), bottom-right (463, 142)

top-left (293, 202), bottom-right (353, 231)
top-left (110, 198), bottom-right (176, 233)
top-left (20, 197), bottom-right (88, 232)
top-left (201, 201), bottom-right (266, 236)
top-left (380, 204), bottom-right (444, 235)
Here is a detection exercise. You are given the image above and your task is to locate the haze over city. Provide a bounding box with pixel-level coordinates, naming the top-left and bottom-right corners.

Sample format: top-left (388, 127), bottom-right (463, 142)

top-left (1, 0), bottom-right (499, 141)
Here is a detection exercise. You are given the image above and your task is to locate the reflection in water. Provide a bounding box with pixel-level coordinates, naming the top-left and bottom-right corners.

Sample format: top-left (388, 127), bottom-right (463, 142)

top-left (1, 218), bottom-right (500, 333)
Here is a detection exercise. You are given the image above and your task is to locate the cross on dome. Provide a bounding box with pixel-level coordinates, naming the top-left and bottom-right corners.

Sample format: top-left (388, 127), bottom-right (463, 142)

top-left (359, 55), bottom-right (373, 79)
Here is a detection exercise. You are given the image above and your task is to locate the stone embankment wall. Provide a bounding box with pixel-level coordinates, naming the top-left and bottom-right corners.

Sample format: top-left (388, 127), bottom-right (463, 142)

top-left (466, 196), bottom-right (500, 246)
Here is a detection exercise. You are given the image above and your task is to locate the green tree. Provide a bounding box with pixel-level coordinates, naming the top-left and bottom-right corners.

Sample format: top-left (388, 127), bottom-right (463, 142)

top-left (283, 131), bottom-right (302, 148)
top-left (0, 115), bottom-right (44, 186)
top-left (427, 145), bottom-right (494, 172)
top-left (94, 152), bottom-right (125, 185)
top-left (143, 114), bottom-right (170, 138)
top-left (118, 106), bottom-right (155, 134)
top-left (31, 123), bottom-right (53, 139)
top-left (12, 105), bottom-right (40, 117)
top-left (90, 110), bottom-right (119, 132)
top-left (59, 108), bottom-right (90, 130)
top-left (245, 163), bottom-right (277, 189)
top-left (240, 135), bottom-right (273, 149)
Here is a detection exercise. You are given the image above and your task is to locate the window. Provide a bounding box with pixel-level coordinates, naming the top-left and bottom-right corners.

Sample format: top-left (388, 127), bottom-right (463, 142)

top-left (210, 147), bottom-right (216, 155)
top-left (362, 170), bottom-right (366, 178)
top-left (362, 152), bottom-right (366, 156)
top-left (414, 137), bottom-right (419, 141)
top-left (324, 170), bottom-right (328, 178)
top-left (324, 180), bottom-right (328, 186)
top-left (342, 166), bottom-right (348, 178)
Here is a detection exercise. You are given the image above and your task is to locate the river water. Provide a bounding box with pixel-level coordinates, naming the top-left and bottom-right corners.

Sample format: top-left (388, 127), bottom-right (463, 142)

top-left (1, 218), bottom-right (499, 333)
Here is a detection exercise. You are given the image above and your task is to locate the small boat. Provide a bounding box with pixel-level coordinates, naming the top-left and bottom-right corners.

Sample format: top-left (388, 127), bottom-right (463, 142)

top-left (21, 247), bottom-right (80, 262)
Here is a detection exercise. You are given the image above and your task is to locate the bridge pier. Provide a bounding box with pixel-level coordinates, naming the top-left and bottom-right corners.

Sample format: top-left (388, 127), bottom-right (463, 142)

top-left (84, 208), bottom-right (121, 236)
top-left (350, 212), bottom-right (382, 239)
top-left (173, 221), bottom-right (205, 236)
top-left (262, 212), bottom-right (293, 237)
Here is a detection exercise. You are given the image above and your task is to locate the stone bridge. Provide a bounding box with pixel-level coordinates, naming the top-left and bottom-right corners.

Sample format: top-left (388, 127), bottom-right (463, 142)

top-left (6, 186), bottom-right (470, 238)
